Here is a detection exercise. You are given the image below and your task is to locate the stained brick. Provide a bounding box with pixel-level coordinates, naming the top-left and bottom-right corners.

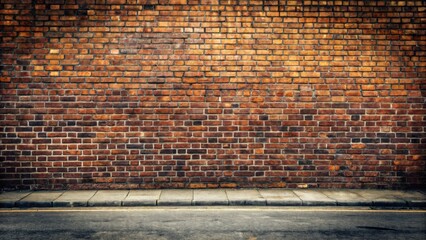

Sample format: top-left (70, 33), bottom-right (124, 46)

top-left (77, 133), bottom-right (96, 138)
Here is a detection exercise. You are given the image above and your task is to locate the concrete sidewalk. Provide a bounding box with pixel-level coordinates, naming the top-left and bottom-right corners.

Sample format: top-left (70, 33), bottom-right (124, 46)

top-left (1, 189), bottom-right (425, 208)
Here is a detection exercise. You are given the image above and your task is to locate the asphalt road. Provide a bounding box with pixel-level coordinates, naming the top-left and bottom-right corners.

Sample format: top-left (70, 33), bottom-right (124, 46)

top-left (0, 207), bottom-right (425, 240)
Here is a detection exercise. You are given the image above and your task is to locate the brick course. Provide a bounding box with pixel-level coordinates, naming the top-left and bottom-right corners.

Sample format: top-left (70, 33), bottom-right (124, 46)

top-left (1, 0), bottom-right (425, 190)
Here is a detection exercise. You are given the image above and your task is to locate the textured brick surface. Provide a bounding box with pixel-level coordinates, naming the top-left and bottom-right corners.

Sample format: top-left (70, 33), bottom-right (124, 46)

top-left (0, 0), bottom-right (425, 190)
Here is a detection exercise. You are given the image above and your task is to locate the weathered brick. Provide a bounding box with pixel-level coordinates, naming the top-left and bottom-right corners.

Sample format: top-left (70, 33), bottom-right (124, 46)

top-left (0, 0), bottom-right (424, 190)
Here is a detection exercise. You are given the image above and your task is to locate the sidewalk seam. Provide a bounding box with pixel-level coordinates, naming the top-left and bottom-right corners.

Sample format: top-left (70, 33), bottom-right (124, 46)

top-left (291, 190), bottom-right (303, 205)
top-left (122, 190), bottom-right (131, 206)
top-left (87, 190), bottom-right (98, 207)
top-left (157, 190), bottom-right (163, 206)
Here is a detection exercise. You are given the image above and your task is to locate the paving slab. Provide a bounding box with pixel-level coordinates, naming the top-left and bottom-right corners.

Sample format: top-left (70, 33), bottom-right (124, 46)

top-left (404, 192), bottom-right (426, 207)
top-left (0, 191), bottom-right (32, 208)
top-left (87, 190), bottom-right (128, 207)
top-left (158, 190), bottom-right (193, 206)
top-left (16, 191), bottom-right (64, 208)
top-left (226, 189), bottom-right (266, 206)
top-left (122, 190), bottom-right (161, 206)
top-left (193, 189), bottom-right (229, 205)
top-left (53, 190), bottom-right (97, 207)
top-left (350, 190), bottom-right (408, 207)
top-left (353, 190), bottom-right (426, 207)
top-left (293, 190), bottom-right (337, 206)
top-left (388, 190), bottom-right (426, 207)
top-left (320, 190), bottom-right (371, 206)
top-left (258, 189), bottom-right (302, 206)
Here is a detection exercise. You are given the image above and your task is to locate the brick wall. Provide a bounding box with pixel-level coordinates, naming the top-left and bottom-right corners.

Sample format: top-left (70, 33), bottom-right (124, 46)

top-left (1, 0), bottom-right (425, 190)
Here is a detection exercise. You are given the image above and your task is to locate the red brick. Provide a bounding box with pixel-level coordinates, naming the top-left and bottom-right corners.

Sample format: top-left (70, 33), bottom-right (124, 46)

top-left (0, 1), bottom-right (424, 190)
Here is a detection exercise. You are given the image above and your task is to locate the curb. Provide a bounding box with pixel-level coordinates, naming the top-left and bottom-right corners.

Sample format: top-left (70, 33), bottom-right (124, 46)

top-left (1, 189), bottom-right (425, 209)
top-left (2, 200), bottom-right (425, 208)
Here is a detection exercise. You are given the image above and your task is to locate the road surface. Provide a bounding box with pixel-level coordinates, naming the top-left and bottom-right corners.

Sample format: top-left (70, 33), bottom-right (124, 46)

top-left (0, 207), bottom-right (425, 239)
